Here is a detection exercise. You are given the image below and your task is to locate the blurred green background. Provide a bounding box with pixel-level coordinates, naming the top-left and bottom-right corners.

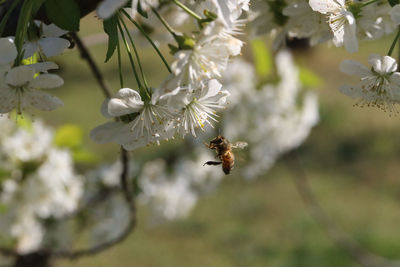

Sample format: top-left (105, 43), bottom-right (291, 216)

top-left (43, 14), bottom-right (400, 267)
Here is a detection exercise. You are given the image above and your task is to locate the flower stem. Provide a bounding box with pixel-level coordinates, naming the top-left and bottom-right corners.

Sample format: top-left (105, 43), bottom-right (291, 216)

top-left (360, 0), bottom-right (379, 8)
top-left (14, 0), bottom-right (34, 63)
top-left (118, 14), bottom-right (150, 92)
top-left (151, 7), bottom-right (177, 38)
top-left (116, 35), bottom-right (124, 88)
top-left (117, 20), bottom-right (143, 94)
top-left (121, 9), bottom-right (171, 73)
top-left (172, 0), bottom-right (202, 21)
top-left (388, 27), bottom-right (400, 57)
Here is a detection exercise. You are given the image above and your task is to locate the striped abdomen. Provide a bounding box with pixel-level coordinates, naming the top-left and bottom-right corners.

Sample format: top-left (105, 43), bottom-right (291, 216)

top-left (222, 151), bottom-right (235, 175)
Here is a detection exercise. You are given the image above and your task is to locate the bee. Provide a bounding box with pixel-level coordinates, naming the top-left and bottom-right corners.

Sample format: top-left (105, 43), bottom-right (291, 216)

top-left (203, 135), bottom-right (248, 175)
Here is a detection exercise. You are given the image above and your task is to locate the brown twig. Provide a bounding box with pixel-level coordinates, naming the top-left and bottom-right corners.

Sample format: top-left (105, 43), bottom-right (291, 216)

top-left (287, 152), bottom-right (400, 267)
top-left (69, 32), bottom-right (113, 98)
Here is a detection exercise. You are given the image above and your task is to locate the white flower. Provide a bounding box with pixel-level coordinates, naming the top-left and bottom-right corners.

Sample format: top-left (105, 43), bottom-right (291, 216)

top-left (172, 40), bottom-right (231, 85)
top-left (0, 65), bottom-right (64, 114)
top-left (11, 212), bottom-right (43, 254)
top-left (339, 54), bottom-right (400, 113)
top-left (220, 58), bottom-right (255, 106)
top-left (91, 88), bottom-right (174, 150)
top-left (309, 0), bottom-right (358, 53)
top-left (2, 120), bottom-right (53, 162)
top-left (176, 79), bottom-right (229, 137)
top-left (222, 50), bottom-right (319, 179)
top-left (23, 21), bottom-right (70, 59)
top-left (139, 159), bottom-right (198, 221)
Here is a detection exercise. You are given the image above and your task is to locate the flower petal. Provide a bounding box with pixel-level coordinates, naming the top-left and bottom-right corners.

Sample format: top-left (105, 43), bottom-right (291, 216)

top-left (0, 37), bottom-right (17, 65)
top-left (343, 13), bottom-right (358, 53)
top-left (41, 23), bottom-right (68, 37)
top-left (368, 54), bottom-right (382, 71)
top-left (339, 84), bottom-right (363, 98)
top-left (5, 66), bottom-right (35, 87)
top-left (339, 60), bottom-right (370, 77)
top-left (38, 37), bottom-right (70, 58)
top-left (25, 90), bottom-right (63, 111)
top-left (0, 89), bottom-right (17, 113)
top-left (200, 79), bottom-right (222, 99)
top-left (22, 41), bottom-right (38, 59)
top-left (309, 0), bottom-right (340, 13)
top-left (391, 4), bottom-right (400, 25)
top-left (30, 74), bottom-right (64, 89)
top-left (381, 56), bottom-right (397, 73)
top-left (90, 121), bottom-right (125, 144)
top-left (108, 88), bottom-right (144, 116)
top-left (97, 0), bottom-right (129, 19)
top-left (29, 62), bottom-right (59, 73)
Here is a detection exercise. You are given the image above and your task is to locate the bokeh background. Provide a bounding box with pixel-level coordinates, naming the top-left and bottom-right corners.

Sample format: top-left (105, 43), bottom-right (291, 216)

top-left (36, 13), bottom-right (400, 267)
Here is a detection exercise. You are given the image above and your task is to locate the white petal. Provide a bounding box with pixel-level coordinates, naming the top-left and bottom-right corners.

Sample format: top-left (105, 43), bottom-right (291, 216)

top-left (5, 66), bottom-right (35, 87)
top-left (391, 4), bottom-right (400, 25)
top-left (30, 74), bottom-right (64, 89)
top-left (29, 62), bottom-right (59, 73)
top-left (0, 37), bottom-right (17, 65)
top-left (25, 90), bottom-right (63, 111)
top-left (97, 0), bottom-right (129, 19)
top-left (0, 89), bottom-right (17, 113)
top-left (38, 37), bottom-right (70, 58)
top-left (108, 88), bottom-right (144, 116)
top-left (201, 79), bottom-right (222, 99)
top-left (22, 42), bottom-right (38, 59)
top-left (42, 23), bottom-right (68, 37)
top-left (339, 84), bottom-right (363, 98)
top-left (343, 13), bottom-right (358, 53)
top-left (90, 121), bottom-right (125, 144)
top-left (101, 98), bottom-right (113, 118)
top-left (368, 54), bottom-right (382, 71)
top-left (381, 56), bottom-right (398, 73)
top-left (308, 0), bottom-right (339, 13)
top-left (339, 60), bottom-right (370, 77)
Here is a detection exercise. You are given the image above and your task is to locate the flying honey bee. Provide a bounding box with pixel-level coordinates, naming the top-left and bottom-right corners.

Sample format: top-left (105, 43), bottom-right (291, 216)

top-left (203, 135), bottom-right (248, 175)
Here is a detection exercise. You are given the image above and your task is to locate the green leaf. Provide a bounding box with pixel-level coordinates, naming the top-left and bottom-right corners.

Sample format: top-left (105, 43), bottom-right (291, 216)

top-left (54, 124), bottom-right (83, 149)
top-left (45, 0), bottom-right (80, 31)
top-left (251, 39), bottom-right (273, 79)
top-left (137, 0), bottom-right (148, 18)
top-left (103, 15), bottom-right (119, 62)
top-left (299, 67), bottom-right (323, 88)
top-left (389, 0), bottom-right (400, 7)
top-left (72, 150), bottom-right (99, 164)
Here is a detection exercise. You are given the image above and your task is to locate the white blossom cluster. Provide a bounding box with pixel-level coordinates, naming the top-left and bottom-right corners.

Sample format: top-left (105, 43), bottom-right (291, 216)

top-left (222, 51), bottom-right (319, 179)
top-left (85, 148), bottom-right (222, 224)
top-left (251, 0), bottom-right (400, 53)
top-left (87, 50), bottom-right (318, 223)
top-left (90, 0), bottom-right (249, 150)
top-left (0, 20), bottom-right (69, 115)
top-left (0, 118), bottom-right (83, 254)
top-left (249, 0), bottom-right (400, 113)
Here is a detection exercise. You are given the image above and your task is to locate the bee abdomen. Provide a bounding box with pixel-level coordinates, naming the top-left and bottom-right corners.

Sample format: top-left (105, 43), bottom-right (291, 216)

top-left (222, 152), bottom-right (234, 175)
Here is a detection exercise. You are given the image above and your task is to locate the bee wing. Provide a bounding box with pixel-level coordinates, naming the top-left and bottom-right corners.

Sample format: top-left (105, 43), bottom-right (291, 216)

top-left (231, 141), bottom-right (248, 149)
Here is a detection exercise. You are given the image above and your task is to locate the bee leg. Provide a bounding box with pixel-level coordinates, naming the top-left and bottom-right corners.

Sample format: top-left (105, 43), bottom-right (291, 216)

top-left (203, 161), bottom-right (222, 166)
top-left (204, 142), bottom-right (211, 148)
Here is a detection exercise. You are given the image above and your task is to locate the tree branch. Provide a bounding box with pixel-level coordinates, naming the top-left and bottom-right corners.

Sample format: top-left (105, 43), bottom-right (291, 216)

top-left (69, 32), bottom-right (113, 98)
